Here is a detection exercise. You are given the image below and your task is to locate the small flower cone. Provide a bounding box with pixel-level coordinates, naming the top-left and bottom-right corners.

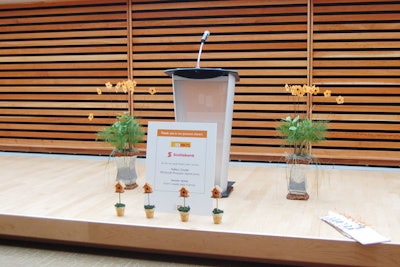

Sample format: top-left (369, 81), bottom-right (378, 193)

top-left (213, 213), bottom-right (222, 224)
top-left (116, 206), bottom-right (125, 217)
top-left (180, 211), bottom-right (189, 222)
top-left (145, 208), bottom-right (154, 219)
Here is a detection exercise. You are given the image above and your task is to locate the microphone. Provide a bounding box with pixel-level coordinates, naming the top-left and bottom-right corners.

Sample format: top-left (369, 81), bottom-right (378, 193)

top-left (201, 30), bottom-right (210, 43)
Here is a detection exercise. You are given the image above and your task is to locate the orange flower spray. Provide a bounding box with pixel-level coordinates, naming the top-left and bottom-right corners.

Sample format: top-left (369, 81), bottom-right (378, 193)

top-left (178, 186), bottom-right (190, 212)
top-left (114, 180), bottom-right (125, 208)
top-left (143, 183), bottom-right (155, 210)
top-left (211, 185), bottom-right (224, 214)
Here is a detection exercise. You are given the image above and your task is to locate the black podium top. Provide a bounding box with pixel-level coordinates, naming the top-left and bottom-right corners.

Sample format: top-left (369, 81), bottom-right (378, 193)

top-left (165, 68), bottom-right (239, 82)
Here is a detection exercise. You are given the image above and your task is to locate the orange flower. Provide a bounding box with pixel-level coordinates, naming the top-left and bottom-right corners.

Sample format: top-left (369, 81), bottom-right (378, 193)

top-left (121, 84), bottom-right (128, 93)
top-left (324, 90), bottom-right (331, 97)
top-left (336, 95), bottom-right (345, 104)
top-left (285, 84), bottom-right (290, 92)
top-left (128, 79), bottom-right (137, 88)
top-left (297, 85), bottom-right (306, 97)
top-left (149, 87), bottom-right (156, 95)
top-left (211, 186), bottom-right (222, 198)
top-left (115, 81), bottom-right (122, 92)
top-left (143, 183), bottom-right (153, 194)
top-left (179, 186), bottom-right (189, 198)
top-left (88, 113), bottom-right (94, 121)
top-left (115, 181), bottom-right (125, 193)
top-left (291, 85), bottom-right (302, 96)
top-left (310, 85), bottom-right (320, 95)
top-left (303, 84), bottom-right (309, 94)
top-left (105, 82), bottom-right (113, 90)
top-left (124, 79), bottom-right (136, 94)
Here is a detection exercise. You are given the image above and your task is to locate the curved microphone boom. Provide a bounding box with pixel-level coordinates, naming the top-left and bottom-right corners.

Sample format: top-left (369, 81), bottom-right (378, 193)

top-left (196, 30), bottom-right (210, 68)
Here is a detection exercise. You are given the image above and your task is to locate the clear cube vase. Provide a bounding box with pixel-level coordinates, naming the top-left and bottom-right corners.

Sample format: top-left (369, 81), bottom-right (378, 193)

top-left (286, 155), bottom-right (311, 200)
top-left (114, 154), bottom-right (138, 190)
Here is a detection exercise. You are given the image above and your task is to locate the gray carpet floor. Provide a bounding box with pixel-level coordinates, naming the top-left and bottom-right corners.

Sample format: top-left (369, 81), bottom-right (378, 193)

top-left (0, 239), bottom-right (288, 267)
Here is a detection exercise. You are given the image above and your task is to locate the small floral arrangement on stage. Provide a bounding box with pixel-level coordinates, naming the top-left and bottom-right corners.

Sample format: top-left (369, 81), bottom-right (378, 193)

top-left (211, 186), bottom-right (224, 224)
top-left (278, 84), bottom-right (345, 200)
top-left (143, 183), bottom-right (155, 210)
top-left (114, 181), bottom-right (126, 216)
top-left (143, 182), bottom-right (155, 219)
top-left (94, 80), bottom-right (145, 154)
top-left (115, 180), bottom-right (125, 207)
top-left (93, 79), bottom-right (157, 189)
top-left (177, 186), bottom-right (190, 212)
top-left (211, 185), bottom-right (224, 215)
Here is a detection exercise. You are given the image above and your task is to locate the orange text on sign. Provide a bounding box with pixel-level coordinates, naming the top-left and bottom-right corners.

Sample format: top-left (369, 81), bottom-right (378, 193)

top-left (157, 129), bottom-right (207, 138)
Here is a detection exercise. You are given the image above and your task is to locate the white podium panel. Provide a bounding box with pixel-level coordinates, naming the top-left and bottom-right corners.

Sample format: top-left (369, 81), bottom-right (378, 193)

top-left (165, 68), bottom-right (239, 196)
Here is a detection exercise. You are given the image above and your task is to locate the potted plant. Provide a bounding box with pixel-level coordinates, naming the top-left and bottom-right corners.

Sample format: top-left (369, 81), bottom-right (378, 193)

top-left (277, 84), bottom-right (344, 200)
top-left (114, 181), bottom-right (126, 216)
top-left (94, 79), bottom-right (145, 189)
top-left (278, 115), bottom-right (327, 200)
top-left (143, 182), bottom-right (155, 219)
top-left (211, 185), bottom-right (224, 224)
top-left (91, 80), bottom-right (156, 189)
top-left (177, 186), bottom-right (190, 222)
top-left (97, 112), bottom-right (144, 189)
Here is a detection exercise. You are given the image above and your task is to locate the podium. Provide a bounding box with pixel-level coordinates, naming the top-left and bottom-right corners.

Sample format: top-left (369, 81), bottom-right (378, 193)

top-left (165, 68), bottom-right (239, 196)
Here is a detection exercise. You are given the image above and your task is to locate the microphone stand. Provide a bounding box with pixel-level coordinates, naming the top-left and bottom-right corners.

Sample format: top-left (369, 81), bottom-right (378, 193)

top-left (196, 30), bottom-right (210, 68)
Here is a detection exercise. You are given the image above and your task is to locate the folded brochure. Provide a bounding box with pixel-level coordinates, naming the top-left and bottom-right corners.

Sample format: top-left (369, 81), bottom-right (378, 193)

top-left (321, 211), bottom-right (390, 245)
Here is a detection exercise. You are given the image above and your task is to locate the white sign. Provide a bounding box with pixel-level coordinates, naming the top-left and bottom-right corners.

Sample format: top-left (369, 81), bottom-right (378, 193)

top-left (146, 122), bottom-right (217, 215)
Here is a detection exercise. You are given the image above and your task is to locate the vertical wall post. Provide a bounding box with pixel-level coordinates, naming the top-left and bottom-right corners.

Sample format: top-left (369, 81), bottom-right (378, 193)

top-left (307, 0), bottom-right (314, 155)
top-left (127, 0), bottom-right (134, 115)
top-left (307, 0), bottom-right (314, 119)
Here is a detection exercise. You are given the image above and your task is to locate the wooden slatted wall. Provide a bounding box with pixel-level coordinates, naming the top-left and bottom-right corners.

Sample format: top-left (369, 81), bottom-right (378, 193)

top-left (311, 0), bottom-right (400, 166)
top-left (0, 0), bottom-right (399, 166)
top-left (131, 0), bottom-right (310, 162)
top-left (0, 0), bottom-right (129, 154)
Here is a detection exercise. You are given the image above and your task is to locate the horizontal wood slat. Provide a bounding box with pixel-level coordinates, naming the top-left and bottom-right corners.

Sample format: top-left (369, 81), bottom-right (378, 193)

top-left (132, 0), bottom-right (306, 10)
top-left (0, 0), bottom-right (399, 167)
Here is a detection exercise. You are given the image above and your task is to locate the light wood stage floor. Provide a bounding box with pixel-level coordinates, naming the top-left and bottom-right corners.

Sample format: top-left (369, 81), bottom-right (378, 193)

top-left (0, 152), bottom-right (399, 266)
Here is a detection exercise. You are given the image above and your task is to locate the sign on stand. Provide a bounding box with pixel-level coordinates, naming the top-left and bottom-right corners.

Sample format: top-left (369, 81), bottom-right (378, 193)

top-left (146, 122), bottom-right (217, 215)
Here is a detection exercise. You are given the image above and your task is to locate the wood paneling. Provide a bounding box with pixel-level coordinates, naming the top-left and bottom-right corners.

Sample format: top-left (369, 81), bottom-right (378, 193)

top-left (0, 0), bottom-right (399, 166)
top-left (312, 0), bottom-right (400, 166)
top-left (0, 0), bottom-right (129, 154)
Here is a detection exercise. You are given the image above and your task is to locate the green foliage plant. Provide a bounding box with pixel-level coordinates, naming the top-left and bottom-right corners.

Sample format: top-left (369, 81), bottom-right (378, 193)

top-left (178, 205), bottom-right (190, 212)
top-left (115, 203), bottom-right (126, 208)
top-left (212, 208), bottom-right (224, 214)
top-left (278, 115), bottom-right (327, 157)
top-left (97, 113), bottom-right (144, 154)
